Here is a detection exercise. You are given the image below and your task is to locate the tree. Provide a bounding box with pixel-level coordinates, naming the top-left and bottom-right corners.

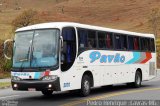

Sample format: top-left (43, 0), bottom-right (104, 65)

top-left (11, 9), bottom-right (38, 31)
top-left (149, 8), bottom-right (160, 38)
top-left (149, 8), bottom-right (160, 67)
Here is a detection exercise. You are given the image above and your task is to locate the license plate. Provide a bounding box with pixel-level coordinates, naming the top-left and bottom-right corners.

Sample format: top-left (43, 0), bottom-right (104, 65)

top-left (28, 88), bottom-right (36, 91)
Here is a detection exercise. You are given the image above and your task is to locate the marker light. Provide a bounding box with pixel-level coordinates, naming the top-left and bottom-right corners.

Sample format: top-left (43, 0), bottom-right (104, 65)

top-left (48, 84), bottom-right (52, 88)
top-left (13, 84), bottom-right (18, 88)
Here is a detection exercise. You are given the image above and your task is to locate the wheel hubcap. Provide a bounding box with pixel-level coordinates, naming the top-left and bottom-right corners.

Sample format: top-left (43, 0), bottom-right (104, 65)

top-left (84, 80), bottom-right (89, 93)
top-left (136, 74), bottom-right (141, 85)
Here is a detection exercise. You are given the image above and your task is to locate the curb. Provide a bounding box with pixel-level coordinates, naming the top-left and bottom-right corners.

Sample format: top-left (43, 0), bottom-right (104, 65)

top-left (0, 78), bottom-right (11, 83)
top-left (0, 86), bottom-right (11, 89)
top-left (0, 77), bottom-right (10, 79)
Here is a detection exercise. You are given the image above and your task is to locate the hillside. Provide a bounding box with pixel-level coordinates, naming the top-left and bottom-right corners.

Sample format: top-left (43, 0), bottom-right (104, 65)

top-left (0, 0), bottom-right (160, 39)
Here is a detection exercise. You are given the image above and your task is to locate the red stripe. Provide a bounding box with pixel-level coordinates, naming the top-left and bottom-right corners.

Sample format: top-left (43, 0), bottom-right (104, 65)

top-left (43, 69), bottom-right (50, 76)
top-left (140, 52), bottom-right (152, 63)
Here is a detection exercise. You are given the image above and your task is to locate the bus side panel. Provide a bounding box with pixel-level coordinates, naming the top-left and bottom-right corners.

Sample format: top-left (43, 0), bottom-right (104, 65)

top-left (142, 52), bottom-right (156, 81)
top-left (76, 51), bottom-right (104, 87)
top-left (60, 52), bottom-right (104, 91)
top-left (60, 50), bottom-right (156, 91)
top-left (60, 66), bottom-right (82, 91)
top-left (103, 65), bottom-right (135, 85)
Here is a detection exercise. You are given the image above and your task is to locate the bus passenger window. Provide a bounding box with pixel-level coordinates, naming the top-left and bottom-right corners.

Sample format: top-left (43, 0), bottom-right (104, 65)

top-left (150, 39), bottom-right (155, 52)
top-left (141, 38), bottom-right (150, 51)
top-left (87, 40), bottom-right (93, 48)
top-left (121, 35), bottom-right (127, 50)
top-left (78, 29), bottom-right (87, 48)
top-left (145, 38), bottom-right (150, 51)
top-left (140, 38), bottom-right (145, 51)
top-left (133, 37), bottom-right (139, 50)
top-left (128, 36), bottom-right (134, 50)
top-left (106, 33), bottom-right (113, 49)
top-left (87, 30), bottom-right (96, 48)
top-left (98, 32), bottom-right (106, 48)
top-left (114, 34), bottom-right (121, 50)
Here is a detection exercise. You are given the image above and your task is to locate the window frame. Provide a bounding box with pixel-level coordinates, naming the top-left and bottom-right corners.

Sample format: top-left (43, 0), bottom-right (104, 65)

top-left (97, 31), bottom-right (114, 50)
top-left (77, 27), bottom-right (155, 53)
top-left (139, 37), bottom-right (154, 52)
top-left (77, 27), bottom-right (97, 51)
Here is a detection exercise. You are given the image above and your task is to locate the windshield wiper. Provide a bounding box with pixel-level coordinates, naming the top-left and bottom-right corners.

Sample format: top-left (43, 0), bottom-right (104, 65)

top-left (19, 58), bottom-right (28, 62)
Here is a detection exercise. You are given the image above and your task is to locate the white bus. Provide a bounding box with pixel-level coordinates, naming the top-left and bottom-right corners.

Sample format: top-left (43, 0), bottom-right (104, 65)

top-left (4, 22), bottom-right (156, 96)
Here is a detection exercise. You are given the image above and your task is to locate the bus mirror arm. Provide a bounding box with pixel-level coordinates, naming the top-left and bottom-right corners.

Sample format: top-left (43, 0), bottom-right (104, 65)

top-left (4, 39), bottom-right (13, 60)
top-left (60, 36), bottom-right (64, 64)
top-left (60, 36), bottom-right (63, 48)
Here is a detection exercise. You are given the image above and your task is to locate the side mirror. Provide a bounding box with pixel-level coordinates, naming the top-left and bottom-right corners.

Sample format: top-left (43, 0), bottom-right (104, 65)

top-left (60, 36), bottom-right (63, 48)
top-left (60, 36), bottom-right (64, 64)
top-left (4, 39), bottom-right (13, 60)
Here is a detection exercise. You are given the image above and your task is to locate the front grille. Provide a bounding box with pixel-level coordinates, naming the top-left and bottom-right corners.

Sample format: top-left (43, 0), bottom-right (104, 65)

top-left (22, 79), bottom-right (40, 81)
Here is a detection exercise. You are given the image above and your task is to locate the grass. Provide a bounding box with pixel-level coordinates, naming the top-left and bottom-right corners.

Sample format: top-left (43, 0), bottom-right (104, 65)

top-left (0, 72), bottom-right (10, 79)
top-left (0, 82), bottom-right (11, 89)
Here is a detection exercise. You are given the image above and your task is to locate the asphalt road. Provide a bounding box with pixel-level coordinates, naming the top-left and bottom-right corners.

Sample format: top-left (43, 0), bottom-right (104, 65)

top-left (0, 72), bottom-right (160, 106)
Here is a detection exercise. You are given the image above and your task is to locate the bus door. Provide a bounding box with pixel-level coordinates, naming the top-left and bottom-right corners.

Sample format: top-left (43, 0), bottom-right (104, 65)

top-left (60, 27), bottom-right (78, 90)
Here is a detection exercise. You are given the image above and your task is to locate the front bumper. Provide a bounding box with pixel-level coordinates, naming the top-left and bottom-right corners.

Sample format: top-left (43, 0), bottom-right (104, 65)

top-left (11, 78), bottom-right (61, 91)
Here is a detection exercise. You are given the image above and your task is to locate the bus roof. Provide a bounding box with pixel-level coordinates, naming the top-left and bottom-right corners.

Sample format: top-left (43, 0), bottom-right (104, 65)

top-left (16, 22), bottom-right (155, 38)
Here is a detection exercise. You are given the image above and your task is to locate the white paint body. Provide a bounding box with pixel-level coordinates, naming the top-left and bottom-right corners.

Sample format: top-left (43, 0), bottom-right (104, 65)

top-left (12, 22), bottom-right (156, 91)
top-left (59, 50), bottom-right (156, 91)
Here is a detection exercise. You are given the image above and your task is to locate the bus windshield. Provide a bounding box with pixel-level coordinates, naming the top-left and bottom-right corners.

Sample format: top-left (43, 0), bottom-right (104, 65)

top-left (13, 29), bottom-right (59, 68)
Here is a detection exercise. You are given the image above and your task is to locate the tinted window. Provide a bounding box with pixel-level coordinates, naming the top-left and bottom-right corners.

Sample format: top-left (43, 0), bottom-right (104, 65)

top-left (98, 32), bottom-right (106, 48)
top-left (87, 30), bottom-right (96, 48)
top-left (61, 27), bottom-right (76, 71)
top-left (150, 38), bottom-right (155, 52)
top-left (121, 35), bottom-right (127, 50)
top-left (78, 28), bottom-right (96, 49)
top-left (114, 34), bottom-right (121, 49)
top-left (140, 38), bottom-right (151, 51)
top-left (140, 38), bottom-right (144, 51)
top-left (106, 33), bottom-right (113, 49)
top-left (128, 36), bottom-right (134, 50)
top-left (145, 38), bottom-right (150, 51)
top-left (78, 29), bottom-right (87, 48)
top-left (62, 27), bottom-right (76, 63)
top-left (98, 32), bottom-right (113, 49)
top-left (133, 37), bottom-right (139, 50)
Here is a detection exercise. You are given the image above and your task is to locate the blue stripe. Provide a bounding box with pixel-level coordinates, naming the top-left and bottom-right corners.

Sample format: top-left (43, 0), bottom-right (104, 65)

top-left (125, 52), bottom-right (140, 64)
top-left (34, 72), bottom-right (41, 79)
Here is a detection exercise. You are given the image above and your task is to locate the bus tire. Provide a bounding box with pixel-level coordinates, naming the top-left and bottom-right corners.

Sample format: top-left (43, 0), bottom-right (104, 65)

top-left (80, 75), bottom-right (91, 97)
top-left (127, 71), bottom-right (142, 88)
top-left (134, 71), bottom-right (142, 87)
top-left (41, 90), bottom-right (53, 96)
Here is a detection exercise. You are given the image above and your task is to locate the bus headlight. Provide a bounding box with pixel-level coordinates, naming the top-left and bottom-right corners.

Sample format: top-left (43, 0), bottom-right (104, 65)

top-left (12, 76), bottom-right (21, 81)
top-left (42, 75), bottom-right (58, 81)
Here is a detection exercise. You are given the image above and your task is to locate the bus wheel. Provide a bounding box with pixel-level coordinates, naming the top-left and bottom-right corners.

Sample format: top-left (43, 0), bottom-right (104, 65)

top-left (134, 71), bottom-right (142, 87)
top-left (41, 90), bottom-right (53, 96)
top-left (80, 75), bottom-right (91, 97)
top-left (127, 71), bottom-right (142, 88)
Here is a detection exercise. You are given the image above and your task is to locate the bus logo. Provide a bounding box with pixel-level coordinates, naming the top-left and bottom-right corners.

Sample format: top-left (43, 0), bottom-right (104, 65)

top-left (89, 51), bottom-right (125, 63)
top-left (63, 83), bottom-right (70, 88)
